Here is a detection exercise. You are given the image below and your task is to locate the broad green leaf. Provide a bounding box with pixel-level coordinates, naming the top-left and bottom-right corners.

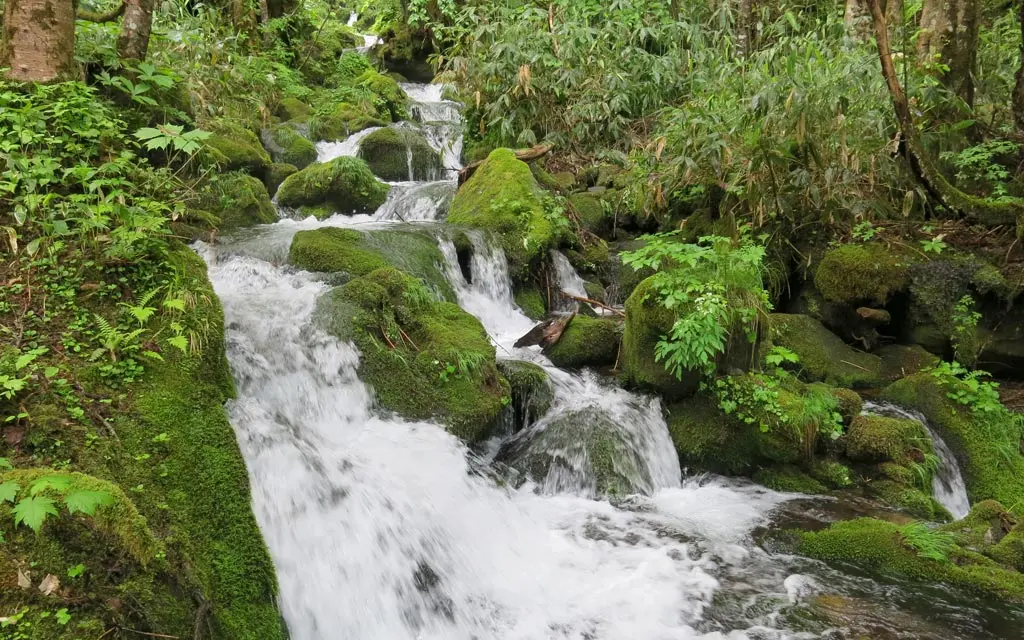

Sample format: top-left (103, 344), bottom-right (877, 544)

top-left (13, 496), bottom-right (59, 532)
top-left (134, 127), bottom-right (163, 141)
top-left (64, 489), bottom-right (114, 516)
top-left (0, 457), bottom-right (12, 470)
top-left (29, 475), bottom-right (73, 495)
top-left (0, 481), bottom-right (20, 503)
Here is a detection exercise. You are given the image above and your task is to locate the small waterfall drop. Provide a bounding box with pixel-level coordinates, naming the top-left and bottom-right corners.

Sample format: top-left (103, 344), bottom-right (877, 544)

top-left (862, 401), bottom-right (971, 519)
top-left (315, 126), bottom-right (381, 161)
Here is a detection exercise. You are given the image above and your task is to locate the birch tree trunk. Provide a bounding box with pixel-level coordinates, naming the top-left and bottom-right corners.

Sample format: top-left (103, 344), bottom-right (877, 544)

top-left (117, 0), bottom-right (157, 61)
top-left (0, 0), bottom-right (78, 82)
top-left (917, 0), bottom-right (979, 109)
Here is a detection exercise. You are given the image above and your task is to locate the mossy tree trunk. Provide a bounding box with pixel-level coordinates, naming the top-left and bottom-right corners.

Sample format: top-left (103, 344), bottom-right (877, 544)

top-left (117, 0), bottom-right (156, 61)
top-left (917, 0), bottom-right (979, 110)
top-left (0, 0), bottom-right (78, 82)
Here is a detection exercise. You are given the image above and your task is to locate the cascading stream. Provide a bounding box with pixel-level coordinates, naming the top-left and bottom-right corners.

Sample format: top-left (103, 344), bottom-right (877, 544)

top-left (862, 401), bottom-right (971, 519)
top-left (198, 78), bottom-right (1022, 640)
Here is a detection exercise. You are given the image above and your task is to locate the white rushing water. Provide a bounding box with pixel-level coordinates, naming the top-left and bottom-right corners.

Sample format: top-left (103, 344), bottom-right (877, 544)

top-left (861, 401), bottom-right (971, 519)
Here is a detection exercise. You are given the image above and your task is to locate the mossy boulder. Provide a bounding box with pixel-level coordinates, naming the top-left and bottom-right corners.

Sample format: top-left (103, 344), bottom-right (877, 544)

top-left (276, 156), bottom-right (389, 216)
top-left (798, 518), bottom-right (1024, 603)
top-left (809, 459), bottom-right (854, 488)
top-left (497, 407), bottom-right (655, 498)
top-left (288, 227), bottom-right (454, 300)
top-left (266, 162), bottom-right (298, 196)
top-left (942, 500), bottom-right (1019, 559)
top-left (845, 414), bottom-right (930, 462)
top-left (357, 126), bottom-right (444, 181)
top-left (308, 102), bottom-right (387, 141)
top-left (201, 172), bottom-right (277, 231)
top-left (881, 374), bottom-right (1024, 507)
top-left (275, 96), bottom-right (310, 121)
top-left (768, 314), bottom-right (883, 388)
top-left (753, 466), bottom-right (828, 494)
top-left (496, 360), bottom-right (554, 433)
top-left (448, 149), bottom-right (560, 280)
top-left (204, 119), bottom-right (272, 176)
top-left (355, 69), bottom-right (409, 120)
top-left (261, 123), bottom-right (317, 169)
top-left (544, 316), bottom-right (621, 369)
top-left (621, 277), bottom-right (699, 399)
top-left (877, 343), bottom-right (940, 381)
top-left (868, 480), bottom-right (951, 521)
top-left (514, 285), bottom-right (548, 320)
top-left (808, 383), bottom-right (863, 425)
top-left (813, 243), bottom-right (914, 305)
top-left (315, 268), bottom-right (508, 441)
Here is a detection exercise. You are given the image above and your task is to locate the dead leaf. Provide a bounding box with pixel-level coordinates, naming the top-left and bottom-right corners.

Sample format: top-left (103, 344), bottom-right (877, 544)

top-left (38, 573), bottom-right (60, 596)
top-left (17, 568), bottom-right (30, 590)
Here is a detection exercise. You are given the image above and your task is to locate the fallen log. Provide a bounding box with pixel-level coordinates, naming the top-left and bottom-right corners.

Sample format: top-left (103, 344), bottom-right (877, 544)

top-left (513, 312), bottom-right (575, 349)
top-left (457, 143), bottom-right (554, 186)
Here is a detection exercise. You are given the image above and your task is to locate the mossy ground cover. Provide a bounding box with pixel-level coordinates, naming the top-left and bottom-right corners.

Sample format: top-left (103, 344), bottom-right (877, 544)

top-left (315, 268), bottom-right (509, 442)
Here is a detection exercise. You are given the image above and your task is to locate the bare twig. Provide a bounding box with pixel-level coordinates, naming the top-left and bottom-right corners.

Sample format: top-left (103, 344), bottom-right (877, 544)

top-left (556, 291), bottom-right (624, 317)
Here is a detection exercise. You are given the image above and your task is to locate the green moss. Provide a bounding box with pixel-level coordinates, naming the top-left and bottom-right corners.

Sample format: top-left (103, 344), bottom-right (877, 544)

top-left (357, 126), bottom-right (444, 181)
top-left (276, 156), bottom-right (389, 215)
top-left (202, 172), bottom-right (277, 231)
top-left (355, 69), bottom-right (409, 120)
top-left (315, 268), bottom-right (508, 441)
top-left (881, 374), bottom-right (1024, 507)
top-left (808, 384), bottom-right (863, 425)
top-left (877, 344), bottom-right (940, 381)
top-left (496, 360), bottom-right (554, 430)
top-left (809, 459), bottom-right (854, 488)
top-left (448, 149), bottom-right (558, 280)
top-left (544, 316), bottom-right (621, 369)
top-left (204, 119), bottom-right (272, 176)
top-left (845, 415), bottom-right (931, 462)
top-left (799, 518), bottom-right (1024, 603)
top-left (869, 480), bottom-right (950, 521)
top-left (768, 314), bottom-right (883, 388)
top-left (621, 277), bottom-right (699, 399)
top-left (942, 500), bottom-right (1011, 549)
top-left (308, 102), bottom-right (387, 141)
top-left (753, 465), bottom-right (828, 494)
top-left (266, 162), bottom-right (298, 196)
top-left (261, 123), bottom-right (317, 169)
top-left (514, 285), bottom-right (547, 320)
top-left (570, 191), bottom-right (613, 236)
top-left (289, 227), bottom-right (455, 300)
top-left (665, 394), bottom-right (761, 474)
top-left (991, 524), bottom-right (1024, 571)
top-left (813, 243), bottom-right (914, 305)
top-left (276, 96), bottom-right (310, 121)
top-left (333, 51), bottom-right (373, 85)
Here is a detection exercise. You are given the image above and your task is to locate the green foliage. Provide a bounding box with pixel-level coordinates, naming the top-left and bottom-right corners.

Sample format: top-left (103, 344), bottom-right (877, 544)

top-left (1, 474), bottom-right (113, 533)
top-left (950, 295), bottom-right (982, 366)
top-left (929, 361), bottom-right (1003, 415)
top-left (622, 232), bottom-right (769, 378)
top-left (900, 522), bottom-right (956, 562)
top-left (939, 139), bottom-right (1021, 200)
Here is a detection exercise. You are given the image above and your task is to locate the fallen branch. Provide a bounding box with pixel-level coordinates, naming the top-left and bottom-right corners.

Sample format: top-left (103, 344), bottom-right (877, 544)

top-left (458, 143), bottom-right (554, 185)
top-left (557, 291), bottom-right (625, 317)
top-left (77, 2), bottom-right (125, 22)
top-left (513, 312), bottom-right (575, 349)
top-left (869, 0), bottom-right (1023, 227)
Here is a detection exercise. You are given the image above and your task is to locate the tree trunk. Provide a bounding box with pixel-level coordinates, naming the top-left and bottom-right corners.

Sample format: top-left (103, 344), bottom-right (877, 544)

top-left (869, 0), bottom-right (1020, 226)
top-left (917, 0), bottom-right (980, 109)
top-left (0, 0), bottom-right (78, 82)
top-left (845, 0), bottom-right (871, 41)
top-left (737, 0), bottom-right (754, 56)
top-left (117, 0), bottom-right (156, 61)
top-left (1014, 1), bottom-right (1024, 135)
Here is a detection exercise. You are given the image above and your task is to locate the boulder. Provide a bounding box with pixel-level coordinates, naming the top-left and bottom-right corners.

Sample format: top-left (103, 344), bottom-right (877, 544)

top-left (767, 314), bottom-right (884, 388)
top-left (495, 360), bottom-right (554, 434)
top-left (201, 172), bottom-right (276, 231)
top-left (357, 126), bottom-right (444, 182)
top-left (261, 123), bottom-right (317, 169)
top-left (543, 316), bottom-right (621, 369)
top-left (203, 119), bottom-right (272, 176)
top-left (276, 156), bottom-right (389, 217)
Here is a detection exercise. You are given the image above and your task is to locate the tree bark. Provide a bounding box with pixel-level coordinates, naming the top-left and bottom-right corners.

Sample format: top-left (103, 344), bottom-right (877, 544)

top-left (117, 0), bottom-right (157, 61)
top-left (917, 0), bottom-right (980, 109)
top-left (869, 0), bottom-right (1020, 226)
top-left (1014, 1), bottom-right (1024, 134)
top-left (0, 0), bottom-right (78, 82)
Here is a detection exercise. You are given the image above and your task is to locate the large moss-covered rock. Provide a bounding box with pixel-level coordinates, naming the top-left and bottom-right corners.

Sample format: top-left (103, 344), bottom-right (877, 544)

top-left (308, 102), bottom-right (387, 141)
top-left (845, 414), bottom-right (930, 463)
top-left (768, 314), bottom-right (884, 388)
top-left (867, 480), bottom-right (950, 521)
top-left (878, 343), bottom-right (940, 381)
top-left (261, 123), bottom-right (317, 169)
top-left (881, 374), bottom-right (1024, 507)
top-left (496, 360), bottom-right (554, 433)
top-left (497, 407), bottom-right (655, 498)
top-left (289, 227), bottom-right (454, 300)
top-left (315, 268), bottom-right (508, 441)
top-left (544, 316), bottom-right (621, 369)
top-left (448, 149), bottom-right (560, 280)
top-left (621, 277), bottom-right (699, 399)
top-left (357, 126), bottom-right (444, 181)
top-left (275, 97), bottom-right (310, 121)
top-left (266, 162), bottom-right (298, 196)
top-left (204, 119), bottom-right (272, 176)
top-left (798, 518), bottom-right (1024, 603)
top-left (276, 156), bottom-right (389, 216)
top-left (514, 285), bottom-right (548, 320)
top-left (813, 243), bottom-right (914, 305)
top-left (355, 69), bottom-right (408, 121)
top-left (202, 172), bottom-right (277, 231)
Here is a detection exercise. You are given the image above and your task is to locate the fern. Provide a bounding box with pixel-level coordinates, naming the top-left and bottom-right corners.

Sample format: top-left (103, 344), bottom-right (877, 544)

top-left (900, 522), bottom-right (956, 562)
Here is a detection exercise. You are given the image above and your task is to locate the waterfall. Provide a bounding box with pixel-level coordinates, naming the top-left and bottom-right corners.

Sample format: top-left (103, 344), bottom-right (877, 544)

top-left (316, 127), bottom-right (381, 160)
top-left (862, 401), bottom-right (971, 519)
